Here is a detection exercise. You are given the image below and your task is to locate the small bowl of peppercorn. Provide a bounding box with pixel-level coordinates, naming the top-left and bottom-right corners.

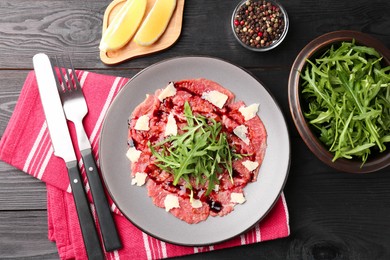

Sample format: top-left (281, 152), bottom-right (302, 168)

top-left (232, 0), bottom-right (289, 51)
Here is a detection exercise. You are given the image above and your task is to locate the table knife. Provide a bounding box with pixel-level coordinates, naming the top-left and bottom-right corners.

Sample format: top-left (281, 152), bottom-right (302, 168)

top-left (33, 53), bottom-right (104, 260)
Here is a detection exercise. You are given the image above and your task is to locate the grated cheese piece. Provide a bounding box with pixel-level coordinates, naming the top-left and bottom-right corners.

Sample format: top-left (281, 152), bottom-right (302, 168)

top-left (126, 147), bottom-right (142, 163)
top-left (230, 192), bottom-right (246, 204)
top-left (239, 103), bottom-right (259, 121)
top-left (201, 90), bottom-right (228, 109)
top-left (164, 194), bottom-right (180, 212)
top-left (131, 172), bottom-right (148, 186)
top-left (158, 82), bottom-right (176, 102)
top-left (233, 125), bottom-right (250, 145)
top-left (190, 199), bottom-right (203, 209)
top-left (134, 115), bottom-right (150, 131)
top-left (164, 113), bottom-right (178, 136)
top-left (242, 160), bottom-right (259, 172)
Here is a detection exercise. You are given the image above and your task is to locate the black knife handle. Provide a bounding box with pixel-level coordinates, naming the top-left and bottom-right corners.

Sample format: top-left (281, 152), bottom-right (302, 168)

top-left (81, 148), bottom-right (122, 252)
top-left (66, 160), bottom-right (105, 260)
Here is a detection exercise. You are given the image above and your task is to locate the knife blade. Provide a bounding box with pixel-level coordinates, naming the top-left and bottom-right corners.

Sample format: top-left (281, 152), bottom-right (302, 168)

top-left (33, 53), bottom-right (104, 260)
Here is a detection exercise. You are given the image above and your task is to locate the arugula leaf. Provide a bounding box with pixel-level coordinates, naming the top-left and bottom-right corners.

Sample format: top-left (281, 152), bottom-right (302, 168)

top-left (301, 40), bottom-right (390, 166)
top-left (149, 101), bottom-right (242, 197)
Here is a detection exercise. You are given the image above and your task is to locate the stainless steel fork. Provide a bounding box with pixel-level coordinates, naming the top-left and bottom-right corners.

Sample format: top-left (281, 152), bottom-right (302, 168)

top-left (55, 55), bottom-right (122, 252)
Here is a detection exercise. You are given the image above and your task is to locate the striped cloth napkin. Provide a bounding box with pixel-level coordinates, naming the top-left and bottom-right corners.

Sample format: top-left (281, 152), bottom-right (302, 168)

top-left (0, 70), bottom-right (290, 259)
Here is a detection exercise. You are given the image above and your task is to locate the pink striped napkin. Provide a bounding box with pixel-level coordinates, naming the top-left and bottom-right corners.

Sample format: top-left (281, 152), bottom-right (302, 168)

top-left (0, 70), bottom-right (290, 259)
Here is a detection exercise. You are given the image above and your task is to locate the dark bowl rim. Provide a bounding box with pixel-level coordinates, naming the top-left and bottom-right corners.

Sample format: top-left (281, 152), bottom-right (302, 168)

top-left (288, 30), bottom-right (390, 173)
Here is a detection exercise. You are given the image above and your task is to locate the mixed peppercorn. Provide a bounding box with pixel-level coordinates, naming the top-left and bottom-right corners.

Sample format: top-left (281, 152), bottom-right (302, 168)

top-left (233, 0), bottom-right (286, 49)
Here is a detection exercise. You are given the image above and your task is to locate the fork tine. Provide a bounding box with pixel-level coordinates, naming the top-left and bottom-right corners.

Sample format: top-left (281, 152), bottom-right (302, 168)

top-left (63, 56), bottom-right (75, 91)
top-left (55, 55), bottom-right (68, 92)
top-left (56, 55), bottom-right (80, 92)
top-left (68, 56), bottom-right (82, 90)
top-left (64, 62), bottom-right (73, 90)
top-left (50, 57), bottom-right (63, 94)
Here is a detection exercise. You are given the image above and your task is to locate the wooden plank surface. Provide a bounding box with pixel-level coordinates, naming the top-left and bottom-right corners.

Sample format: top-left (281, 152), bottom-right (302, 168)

top-left (0, 0), bottom-right (388, 69)
top-left (0, 0), bottom-right (389, 259)
top-left (0, 211), bottom-right (58, 259)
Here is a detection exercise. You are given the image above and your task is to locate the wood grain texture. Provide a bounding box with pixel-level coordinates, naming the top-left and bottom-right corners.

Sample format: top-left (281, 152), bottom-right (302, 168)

top-left (0, 211), bottom-right (58, 259)
top-left (0, 0), bottom-right (390, 259)
top-left (0, 0), bottom-right (388, 69)
top-left (0, 165), bottom-right (47, 210)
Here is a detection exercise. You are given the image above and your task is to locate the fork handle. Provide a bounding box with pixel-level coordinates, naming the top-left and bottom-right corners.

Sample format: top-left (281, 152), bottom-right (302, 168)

top-left (81, 148), bottom-right (122, 252)
top-left (66, 160), bottom-right (105, 260)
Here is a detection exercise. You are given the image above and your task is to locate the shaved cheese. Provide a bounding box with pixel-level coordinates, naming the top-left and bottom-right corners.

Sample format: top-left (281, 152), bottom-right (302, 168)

top-left (164, 194), bottom-right (180, 212)
top-left (126, 147), bottom-right (142, 163)
top-left (233, 125), bottom-right (250, 145)
top-left (134, 115), bottom-right (150, 131)
top-left (230, 192), bottom-right (246, 204)
top-left (164, 113), bottom-right (177, 136)
top-left (201, 90), bottom-right (228, 109)
top-left (190, 199), bottom-right (202, 209)
top-left (239, 103), bottom-right (259, 121)
top-left (131, 172), bottom-right (148, 186)
top-left (242, 160), bottom-right (259, 171)
top-left (158, 82), bottom-right (176, 102)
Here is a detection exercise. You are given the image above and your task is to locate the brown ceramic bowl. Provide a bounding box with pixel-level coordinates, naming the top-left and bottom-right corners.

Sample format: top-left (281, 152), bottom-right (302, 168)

top-left (288, 30), bottom-right (390, 173)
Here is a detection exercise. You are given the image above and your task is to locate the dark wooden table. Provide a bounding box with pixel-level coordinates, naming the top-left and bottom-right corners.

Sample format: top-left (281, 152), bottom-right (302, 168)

top-left (1, 0), bottom-right (389, 259)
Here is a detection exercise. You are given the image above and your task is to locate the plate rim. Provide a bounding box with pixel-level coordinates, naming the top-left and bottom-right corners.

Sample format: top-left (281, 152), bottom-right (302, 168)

top-left (99, 55), bottom-right (291, 246)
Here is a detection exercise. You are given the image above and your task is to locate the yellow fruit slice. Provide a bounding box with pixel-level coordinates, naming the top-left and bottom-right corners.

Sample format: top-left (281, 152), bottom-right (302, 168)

top-left (99, 0), bottom-right (147, 52)
top-left (134, 0), bottom-right (177, 46)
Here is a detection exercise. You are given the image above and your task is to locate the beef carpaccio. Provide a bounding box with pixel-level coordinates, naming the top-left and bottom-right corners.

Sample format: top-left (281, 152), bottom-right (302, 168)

top-left (127, 78), bottom-right (267, 224)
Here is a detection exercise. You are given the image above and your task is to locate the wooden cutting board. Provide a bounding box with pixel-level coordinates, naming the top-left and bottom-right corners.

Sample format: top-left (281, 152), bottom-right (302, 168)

top-left (100, 0), bottom-right (185, 65)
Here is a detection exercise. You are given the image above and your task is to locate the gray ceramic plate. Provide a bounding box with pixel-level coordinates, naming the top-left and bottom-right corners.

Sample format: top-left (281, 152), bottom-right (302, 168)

top-left (99, 56), bottom-right (290, 246)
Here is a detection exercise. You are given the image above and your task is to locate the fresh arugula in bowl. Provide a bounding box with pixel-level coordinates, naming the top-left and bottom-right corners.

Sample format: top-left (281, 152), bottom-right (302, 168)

top-left (301, 40), bottom-right (390, 165)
